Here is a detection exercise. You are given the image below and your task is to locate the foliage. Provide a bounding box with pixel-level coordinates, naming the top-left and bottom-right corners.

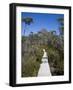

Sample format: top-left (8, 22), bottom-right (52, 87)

top-left (22, 17), bottom-right (33, 34)
top-left (22, 27), bottom-right (64, 76)
top-left (58, 18), bottom-right (64, 35)
top-left (22, 17), bottom-right (33, 25)
top-left (47, 45), bottom-right (64, 75)
top-left (21, 43), bottom-right (43, 77)
top-left (22, 55), bottom-right (40, 77)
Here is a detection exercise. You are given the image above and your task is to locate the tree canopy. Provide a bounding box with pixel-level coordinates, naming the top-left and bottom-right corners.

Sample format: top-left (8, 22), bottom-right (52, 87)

top-left (22, 17), bottom-right (33, 25)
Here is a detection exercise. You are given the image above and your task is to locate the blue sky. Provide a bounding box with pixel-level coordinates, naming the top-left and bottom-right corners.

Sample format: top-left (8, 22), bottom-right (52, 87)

top-left (21, 12), bottom-right (64, 36)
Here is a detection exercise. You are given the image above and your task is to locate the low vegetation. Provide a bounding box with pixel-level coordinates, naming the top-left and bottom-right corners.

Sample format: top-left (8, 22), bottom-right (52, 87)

top-left (22, 29), bottom-right (64, 77)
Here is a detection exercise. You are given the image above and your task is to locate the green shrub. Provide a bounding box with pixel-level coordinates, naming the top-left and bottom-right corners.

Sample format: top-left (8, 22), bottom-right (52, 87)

top-left (47, 46), bottom-right (64, 75)
top-left (22, 55), bottom-right (40, 77)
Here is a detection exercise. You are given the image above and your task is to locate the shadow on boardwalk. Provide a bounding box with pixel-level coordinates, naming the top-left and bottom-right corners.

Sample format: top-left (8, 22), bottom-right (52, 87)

top-left (38, 49), bottom-right (52, 77)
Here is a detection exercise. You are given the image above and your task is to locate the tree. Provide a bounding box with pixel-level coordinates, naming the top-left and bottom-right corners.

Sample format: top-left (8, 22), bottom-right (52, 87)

top-left (29, 32), bottom-right (34, 45)
top-left (22, 17), bottom-right (33, 35)
top-left (58, 18), bottom-right (64, 35)
top-left (51, 30), bottom-right (56, 35)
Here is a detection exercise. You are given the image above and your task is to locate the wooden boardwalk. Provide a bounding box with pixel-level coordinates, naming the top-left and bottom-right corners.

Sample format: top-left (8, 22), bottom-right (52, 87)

top-left (38, 49), bottom-right (52, 76)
